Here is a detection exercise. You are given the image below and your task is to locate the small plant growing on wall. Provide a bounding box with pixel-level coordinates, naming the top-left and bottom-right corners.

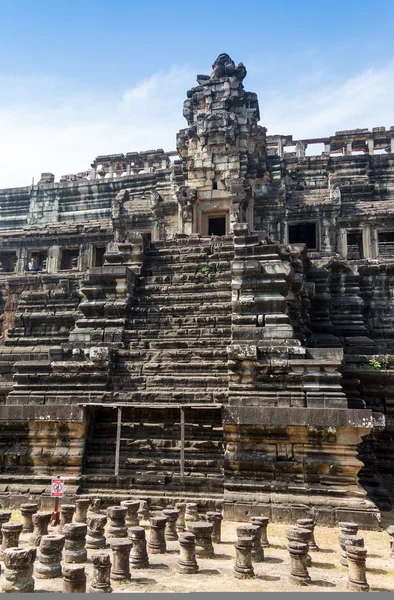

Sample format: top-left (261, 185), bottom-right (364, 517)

top-left (369, 355), bottom-right (390, 370)
top-left (200, 265), bottom-right (211, 277)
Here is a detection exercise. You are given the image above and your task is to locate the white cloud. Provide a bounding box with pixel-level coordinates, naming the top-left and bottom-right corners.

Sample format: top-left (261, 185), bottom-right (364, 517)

top-left (0, 67), bottom-right (194, 189)
top-left (260, 61), bottom-right (394, 138)
top-left (0, 60), bottom-right (393, 189)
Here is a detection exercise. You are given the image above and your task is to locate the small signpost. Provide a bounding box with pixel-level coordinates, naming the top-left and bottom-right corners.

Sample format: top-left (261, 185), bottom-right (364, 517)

top-left (50, 475), bottom-right (64, 526)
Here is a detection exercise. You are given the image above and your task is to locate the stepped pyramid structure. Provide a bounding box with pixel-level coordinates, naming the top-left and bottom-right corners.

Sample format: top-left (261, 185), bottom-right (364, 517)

top-left (0, 53), bottom-right (394, 526)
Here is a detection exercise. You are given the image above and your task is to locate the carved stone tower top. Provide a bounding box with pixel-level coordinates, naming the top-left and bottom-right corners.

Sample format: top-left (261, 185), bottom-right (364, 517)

top-left (175, 54), bottom-right (267, 235)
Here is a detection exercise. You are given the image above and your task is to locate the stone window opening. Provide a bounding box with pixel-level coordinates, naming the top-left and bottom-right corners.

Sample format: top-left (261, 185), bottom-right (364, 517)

top-left (60, 248), bottom-right (80, 271)
top-left (94, 246), bottom-right (106, 267)
top-left (288, 222), bottom-right (317, 250)
top-left (27, 250), bottom-right (47, 271)
top-left (0, 252), bottom-right (17, 272)
top-left (347, 231), bottom-right (363, 260)
top-left (378, 230), bottom-right (394, 256)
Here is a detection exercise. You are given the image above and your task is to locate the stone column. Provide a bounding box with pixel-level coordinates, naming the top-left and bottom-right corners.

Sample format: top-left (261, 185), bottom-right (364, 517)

top-left (106, 506), bottom-right (127, 539)
top-left (59, 504), bottom-right (76, 533)
top-left (296, 141), bottom-right (306, 158)
top-left (286, 526), bottom-right (312, 567)
top-left (234, 536), bottom-right (254, 579)
top-left (296, 518), bottom-right (319, 551)
top-left (75, 498), bottom-right (91, 524)
top-left (185, 503), bottom-right (199, 526)
top-left (148, 516), bottom-right (167, 554)
top-left (206, 512), bottom-right (223, 544)
top-left (20, 503), bottom-right (39, 533)
top-left (88, 553), bottom-right (112, 593)
top-left (347, 545), bottom-right (369, 592)
top-left (387, 525), bottom-right (394, 558)
top-left (175, 502), bottom-right (186, 533)
top-left (121, 500), bottom-right (140, 527)
top-left (178, 532), bottom-right (199, 574)
top-left (338, 522), bottom-right (359, 567)
top-left (62, 564), bottom-right (86, 593)
top-left (186, 522), bottom-right (214, 558)
top-left (0, 511), bottom-right (11, 545)
top-left (287, 541), bottom-right (311, 586)
top-left (250, 516), bottom-right (270, 547)
top-left (86, 514), bottom-right (107, 549)
top-left (109, 538), bottom-right (132, 581)
top-left (129, 526), bottom-right (149, 569)
top-left (35, 534), bottom-right (65, 579)
top-left (1, 547), bottom-right (36, 593)
top-left (340, 534), bottom-right (364, 568)
top-left (88, 497), bottom-right (102, 515)
top-left (237, 525), bottom-right (264, 562)
top-left (163, 509), bottom-right (179, 541)
top-left (1, 522), bottom-right (23, 558)
top-left (31, 512), bottom-right (52, 547)
top-left (362, 226), bottom-right (371, 259)
top-left (64, 523), bottom-right (87, 564)
top-left (370, 226), bottom-right (379, 258)
top-left (338, 228), bottom-right (348, 258)
top-left (138, 500), bottom-right (150, 522)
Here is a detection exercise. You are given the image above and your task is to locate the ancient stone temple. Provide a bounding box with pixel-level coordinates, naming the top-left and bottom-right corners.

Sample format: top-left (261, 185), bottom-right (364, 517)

top-left (0, 53), bottom-right (393, 527)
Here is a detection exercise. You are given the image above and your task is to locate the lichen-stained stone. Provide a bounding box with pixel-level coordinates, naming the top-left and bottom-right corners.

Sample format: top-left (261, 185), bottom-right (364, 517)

top-left (35, 534), bottom-right (65, 579)
top-left (1, 547), bottom-right (36, 593)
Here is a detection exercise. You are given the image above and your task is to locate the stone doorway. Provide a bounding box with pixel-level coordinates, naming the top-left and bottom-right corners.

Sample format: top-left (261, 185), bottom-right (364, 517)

top-left (207, 215), bottom-right (227, 236)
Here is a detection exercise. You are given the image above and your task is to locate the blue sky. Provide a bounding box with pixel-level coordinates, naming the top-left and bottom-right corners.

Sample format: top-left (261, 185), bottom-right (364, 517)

top-left (0, 0), bottom-right (393, 187)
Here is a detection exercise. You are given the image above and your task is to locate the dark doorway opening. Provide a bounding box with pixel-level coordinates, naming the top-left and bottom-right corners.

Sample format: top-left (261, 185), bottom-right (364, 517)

top-left (288, 222), bottom-right (317, 249)
top-left (208, 217), bottom-right (226, 236)
top-left (94, 246), bottom-right (106, 267)
top-left (347, 231), bottom-right (363, 259)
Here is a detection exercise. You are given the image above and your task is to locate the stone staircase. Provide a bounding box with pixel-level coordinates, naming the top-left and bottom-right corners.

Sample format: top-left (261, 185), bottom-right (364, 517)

top-left (83, 235), bottom-right (234, 492)
top-left (112, 235), bottom-right (233, 404)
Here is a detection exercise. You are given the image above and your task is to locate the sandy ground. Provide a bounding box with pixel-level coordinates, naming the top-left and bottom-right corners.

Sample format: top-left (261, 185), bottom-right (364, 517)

top-left (7, 512), bottom-right (394, 593)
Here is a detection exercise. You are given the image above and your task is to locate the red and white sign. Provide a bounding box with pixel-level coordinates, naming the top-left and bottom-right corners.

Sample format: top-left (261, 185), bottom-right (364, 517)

top-left (51, 478), bottom-right (64, 498)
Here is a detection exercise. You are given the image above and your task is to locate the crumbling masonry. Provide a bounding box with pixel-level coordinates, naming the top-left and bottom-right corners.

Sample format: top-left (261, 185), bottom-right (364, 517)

top-left (0, 53), bottom-right (393, 527)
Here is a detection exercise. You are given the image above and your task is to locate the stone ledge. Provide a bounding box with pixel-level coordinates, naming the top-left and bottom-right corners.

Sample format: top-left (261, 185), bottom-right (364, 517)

top-left (0, 405), bottom-right (85, 421)
top-left (223, 406), bottom-right (385, 429)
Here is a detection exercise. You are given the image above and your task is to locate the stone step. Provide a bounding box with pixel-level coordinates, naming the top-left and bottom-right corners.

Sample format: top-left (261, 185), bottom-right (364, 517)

top-left (136, 280), bottom-right (231, 295)
top-left (124, 327), bottom-right (231, 340)
top-left (132, 290), bottom-right (230, 304)
top-left (85, 458), bottom-right (223, 474)
top-left (144, 254), bottom-right (212, 266)
top-left (129, 338), bottom-right (229, 350)
top-left (4, 336), bottom-right (69, 346)
top-left (129, 302), bottom-right (232, 316)
top-left (81, 471), bottom-right (224, 490)
top-left (122, 347), bottom-right (228, 362)
top-left (109, 390), bottom-right (227, 403)
top-left (115, 360), bottom-right (228, 375)
top-left (146, 245), bottom-right (234, 258)
top-left (126, 315), bottom-right (231, 329)
top-left (144, 261), bottom-right (231, 275)
top-left (143, 375), bottom-right (228, 388)
top-left (141, 270), bottom-right (232, 285)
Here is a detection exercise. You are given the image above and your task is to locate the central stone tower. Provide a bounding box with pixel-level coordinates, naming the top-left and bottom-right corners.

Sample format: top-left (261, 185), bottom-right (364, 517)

top-left (175, 53), bottom-right (268, 236)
